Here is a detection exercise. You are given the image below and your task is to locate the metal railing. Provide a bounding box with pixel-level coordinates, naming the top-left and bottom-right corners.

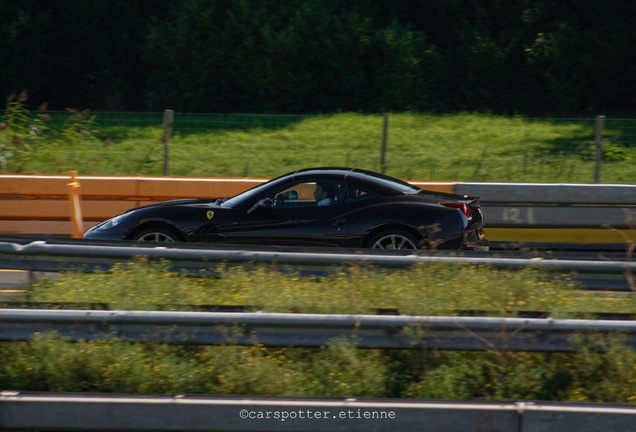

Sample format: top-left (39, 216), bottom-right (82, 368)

top-left (3, 392), bottom-right (636, 432)
top-left (2, 308), bottom-right (636, 352)
top-left (0, 239), bottom-right (634, 290)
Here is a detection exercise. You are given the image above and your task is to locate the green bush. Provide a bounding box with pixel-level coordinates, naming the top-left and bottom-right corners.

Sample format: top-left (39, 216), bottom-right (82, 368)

top-left (579, 140), bottom-right (635, 162)
top-left (2, 333), bottom-right (636, 402)
top-left (0, 257), bottom-right (631, 401)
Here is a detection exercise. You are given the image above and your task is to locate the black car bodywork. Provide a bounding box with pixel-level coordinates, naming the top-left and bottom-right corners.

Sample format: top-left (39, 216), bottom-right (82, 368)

top-left (84, 168), bottom-right (488, 250)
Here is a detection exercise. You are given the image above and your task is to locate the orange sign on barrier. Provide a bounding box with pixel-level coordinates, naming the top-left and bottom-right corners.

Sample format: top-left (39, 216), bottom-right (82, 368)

top-left (67, 171), bottom-right (84, 238)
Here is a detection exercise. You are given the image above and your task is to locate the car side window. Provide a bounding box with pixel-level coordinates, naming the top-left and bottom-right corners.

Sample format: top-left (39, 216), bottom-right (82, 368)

top-left (271, 181), bottom-right (347, 207)
top-left (340, 186), bottom-right (377, 203)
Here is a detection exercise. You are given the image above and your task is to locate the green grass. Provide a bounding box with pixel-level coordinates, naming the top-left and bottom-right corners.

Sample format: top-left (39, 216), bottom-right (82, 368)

top-left (10, 112), bottom-right (636, 183)
top-left (24, 258), bottom-right (634, 317)
top-left (2, 259), bottom-right (636, 402)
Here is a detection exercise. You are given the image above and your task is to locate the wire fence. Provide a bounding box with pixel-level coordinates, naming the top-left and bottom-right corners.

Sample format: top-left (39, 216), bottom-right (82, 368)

top-left (16, 111), bottom-right (636, 183)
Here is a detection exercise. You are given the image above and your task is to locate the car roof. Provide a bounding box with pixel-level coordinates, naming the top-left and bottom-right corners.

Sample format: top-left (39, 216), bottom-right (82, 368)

top-left (222, 167), bottom-right (424, 208)
top-left (287, 167), bottom-right (384, 179)
top-left (283, 167), bottom-right (421, 195)
top-left (288, 167), bottom-right (355, 179)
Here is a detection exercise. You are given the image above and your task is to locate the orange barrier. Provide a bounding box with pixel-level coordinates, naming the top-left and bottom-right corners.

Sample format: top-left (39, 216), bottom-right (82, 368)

top-left (0, 174), bottom-right (267, 236)
top-left (0, 174), bottom-right (456, 236)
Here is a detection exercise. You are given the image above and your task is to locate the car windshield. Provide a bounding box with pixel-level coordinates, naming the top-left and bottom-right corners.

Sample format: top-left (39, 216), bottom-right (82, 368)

top-left (221, 181), bottom-right (272, 207)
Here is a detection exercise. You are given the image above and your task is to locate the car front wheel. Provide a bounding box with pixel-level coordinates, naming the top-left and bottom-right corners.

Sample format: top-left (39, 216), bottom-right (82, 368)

top-left (130, 226), bottom-right (183, 242)
top-left (368, 229), bottom-right (420, 250)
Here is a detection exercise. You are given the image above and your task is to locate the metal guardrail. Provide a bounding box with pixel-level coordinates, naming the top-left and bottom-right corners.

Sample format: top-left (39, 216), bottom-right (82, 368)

top-left (457, 182), bottom-right (636, 205)
top-left (0, 239), bottom-right (633, 290)
top-left (2, 392), bottom-right (636, 432)
top-left (2, 309), bottom-right (636, 352)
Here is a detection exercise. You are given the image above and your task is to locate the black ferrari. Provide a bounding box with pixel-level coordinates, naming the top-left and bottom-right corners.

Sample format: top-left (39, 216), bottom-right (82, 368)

top-left (84, 168), bottom-right (488, 250)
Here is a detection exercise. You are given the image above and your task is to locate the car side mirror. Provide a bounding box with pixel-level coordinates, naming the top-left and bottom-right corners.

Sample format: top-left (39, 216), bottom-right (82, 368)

top-left (247, 198), bottom-right (274, 214)
top-left (275, 189), bottom-right (299, 203)
top-left (285, 190), bottom-right (299, 201)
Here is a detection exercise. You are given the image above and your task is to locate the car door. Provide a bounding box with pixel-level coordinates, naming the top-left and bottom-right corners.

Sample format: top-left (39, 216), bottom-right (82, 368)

top-left (193, 180), bottom-right (350, 247)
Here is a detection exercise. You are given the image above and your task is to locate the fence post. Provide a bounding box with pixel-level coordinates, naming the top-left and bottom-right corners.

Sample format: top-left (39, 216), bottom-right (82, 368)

top-left (162, 109), bottom-right (174, 176)
top-left (594, 115), bottom-right (605, 183)
top-left (380, 113), bottom-right (389, 174)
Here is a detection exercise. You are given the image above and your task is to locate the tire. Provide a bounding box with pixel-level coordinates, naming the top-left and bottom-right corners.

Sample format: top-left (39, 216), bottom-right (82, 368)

top-left (130, 226), bottom-right (183, 243)
top-left (367, 229), bottom-right (420, 250)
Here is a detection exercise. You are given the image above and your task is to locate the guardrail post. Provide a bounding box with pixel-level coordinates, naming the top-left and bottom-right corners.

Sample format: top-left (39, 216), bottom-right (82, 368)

top-left (594, 115), bottom-right (605, 183)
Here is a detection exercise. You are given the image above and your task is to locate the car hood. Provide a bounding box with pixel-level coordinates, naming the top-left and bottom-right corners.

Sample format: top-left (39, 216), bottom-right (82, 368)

top-left (125, 198), bottom-right (222, 213)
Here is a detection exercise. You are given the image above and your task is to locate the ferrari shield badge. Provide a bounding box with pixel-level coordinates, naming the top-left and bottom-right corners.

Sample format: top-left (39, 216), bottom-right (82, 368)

top-left (206, 211), bottom-right (215, 220)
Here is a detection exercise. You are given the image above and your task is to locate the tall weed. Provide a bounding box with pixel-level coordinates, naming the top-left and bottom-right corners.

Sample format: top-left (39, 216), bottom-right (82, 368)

top-left (0, 92), bottom-right (99, 172)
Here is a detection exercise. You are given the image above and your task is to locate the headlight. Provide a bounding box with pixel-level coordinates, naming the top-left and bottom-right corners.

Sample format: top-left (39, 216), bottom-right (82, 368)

top-left (97, 214), bottom-right (126, 230)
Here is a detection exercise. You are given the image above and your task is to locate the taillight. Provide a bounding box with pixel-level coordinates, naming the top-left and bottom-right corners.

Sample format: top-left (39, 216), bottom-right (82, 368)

top-left (442, 202), bottom-right (472, 220)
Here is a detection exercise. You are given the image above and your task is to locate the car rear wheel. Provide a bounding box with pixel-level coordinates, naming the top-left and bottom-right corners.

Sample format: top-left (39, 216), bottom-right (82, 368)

top-left (368, 229), bottom-right (420, 250)
top-left (131, 226), bottom-right (182, 242)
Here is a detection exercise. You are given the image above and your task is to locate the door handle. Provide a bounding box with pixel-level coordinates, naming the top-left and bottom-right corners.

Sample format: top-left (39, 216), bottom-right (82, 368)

top-left (332, 218), bottom-right (346, 227)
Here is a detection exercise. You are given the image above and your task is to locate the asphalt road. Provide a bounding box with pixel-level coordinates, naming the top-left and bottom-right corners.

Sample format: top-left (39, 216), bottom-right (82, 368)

top-left (0, 269), bottom-right (29, 301)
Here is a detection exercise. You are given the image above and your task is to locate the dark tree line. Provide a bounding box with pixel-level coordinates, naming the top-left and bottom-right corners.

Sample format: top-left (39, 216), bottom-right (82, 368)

top-left (1, 0), bottom-right (635, 114)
